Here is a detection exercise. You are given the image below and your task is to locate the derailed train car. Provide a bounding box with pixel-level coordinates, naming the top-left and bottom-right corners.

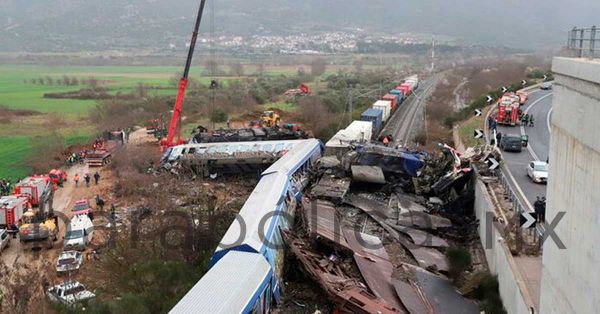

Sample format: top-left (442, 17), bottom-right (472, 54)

top-left (170, 139), bottom-right (323, 314)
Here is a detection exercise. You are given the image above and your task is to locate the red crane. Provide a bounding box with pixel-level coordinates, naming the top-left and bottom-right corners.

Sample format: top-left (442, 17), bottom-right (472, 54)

top-left (161, 0), bottom-right (208, 148)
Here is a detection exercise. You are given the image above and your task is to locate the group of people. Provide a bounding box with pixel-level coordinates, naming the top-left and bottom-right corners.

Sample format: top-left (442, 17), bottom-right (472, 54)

top-left (66, 151), bottom-right (87, 166)
top-left (73, 171), bottom-right (101, 188)
top-left (520, 113), bottom-right (535, 127)
top-left (0, 178), bottom-right (12, 196)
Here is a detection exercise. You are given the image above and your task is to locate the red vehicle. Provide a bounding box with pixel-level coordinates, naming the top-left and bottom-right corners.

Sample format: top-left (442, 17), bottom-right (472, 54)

top-left (48, 169), bottom-right (67, 187)
top-left (14, 176), bottom-right (50, 206)
top-left (382, 94), bottom-right (399, 111)
top-left (496, 93), bottom-right (522, 126)
top-left (72, 199), bottom-right (92, 216)
top-left (516, 91), bottom-right (528, 105)
top-left (0, 195), bottom-right (29, 232)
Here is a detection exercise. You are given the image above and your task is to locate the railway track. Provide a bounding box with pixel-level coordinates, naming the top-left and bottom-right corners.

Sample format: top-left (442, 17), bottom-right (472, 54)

top-left (379, 74), bottom-right (440, 145)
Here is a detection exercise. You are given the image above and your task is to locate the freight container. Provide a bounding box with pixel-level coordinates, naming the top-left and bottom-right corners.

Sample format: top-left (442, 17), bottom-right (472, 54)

top-left (325, 120), bottom-right (373, 157)
top-left (360, 108), bottom-right (383, 134)
top-left (389, 89), bottom-right (404, 105)
top-left (382, 94), bottom-right (399, 111)
top-left (372, 100), bottom-right (392, 122)
top-left (405, 75), bottom-right (419, 89)
top-left (0, 195), bottom-right (29, 231)
top-left (399, 83), bottom-right (412, 97)
top-left (15, 176), bottom-right (50, 206)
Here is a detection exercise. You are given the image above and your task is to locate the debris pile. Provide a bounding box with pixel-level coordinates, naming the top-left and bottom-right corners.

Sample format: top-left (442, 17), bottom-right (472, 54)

top-left (285, 143), bottom-right (485, 313)
top-left (190, 125), bottom-right (307, 144)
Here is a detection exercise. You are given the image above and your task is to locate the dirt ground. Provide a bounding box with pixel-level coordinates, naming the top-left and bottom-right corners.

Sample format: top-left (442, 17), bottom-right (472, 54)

top-left (0, 130), bottom-right (146, 311)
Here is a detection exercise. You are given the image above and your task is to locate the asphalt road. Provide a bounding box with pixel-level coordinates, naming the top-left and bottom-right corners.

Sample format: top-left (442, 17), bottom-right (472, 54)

top-left (496, 89), bottom-right (553, 207)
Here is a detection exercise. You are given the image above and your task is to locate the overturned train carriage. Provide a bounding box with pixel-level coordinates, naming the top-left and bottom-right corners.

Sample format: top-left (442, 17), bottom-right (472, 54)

top-left (170, 139), bottom-right (323, 314)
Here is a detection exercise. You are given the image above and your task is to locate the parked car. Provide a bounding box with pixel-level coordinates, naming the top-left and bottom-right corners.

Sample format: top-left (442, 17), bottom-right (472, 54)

top-left (500, 135), bottom-right (523, 152)
top-left (56, 251), bottom-right (84, 274)
top-left (63, 215), bottom-right (94, 251)
top-left (46, 281), bottom-right (95, 306)
top-left (540, 82), bottom-right (553, 90)
top-left (0, 228), bottom-right (10, 253)
top-left (527, 161), bottom-right (549, 183)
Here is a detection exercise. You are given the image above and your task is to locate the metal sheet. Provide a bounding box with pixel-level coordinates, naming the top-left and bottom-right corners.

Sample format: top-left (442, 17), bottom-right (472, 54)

top-left (343, 229), bottom-right (389, 260)
top-left (303, 198), bottom-right (349, 249)
top-left (407, 247), bottom-right (449, 272)
top-left (411, 265), bottom-right (479, 314)
top-left (351, 165), bottom-right (387, 184)
top-left (393, 279), bottom-right (434, 314)
top-left (345, 194), bottom-right (396, 220)
top-left (311, 176), bottom-right (351, 201)
top-left (353, 254), bottom-right (404, 311)
top-left (396, 193), bottom-right (427, 214)
top-left (282, 231), bottom-right (400, 314)
top-left (397, 211), bottom-right (452, 230)
top-left (391, 225), bottom-right (449, 248)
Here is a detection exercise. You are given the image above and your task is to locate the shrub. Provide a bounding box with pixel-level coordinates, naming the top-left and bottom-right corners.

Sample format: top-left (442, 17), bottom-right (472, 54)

top-left (446, 246), bottom-right (472, 282)
top-left (210, 108), bottom-right (228, 123)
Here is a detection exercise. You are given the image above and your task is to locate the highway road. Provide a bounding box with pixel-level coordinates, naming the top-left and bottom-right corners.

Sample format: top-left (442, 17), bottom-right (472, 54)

top-left (496, 89), bottom-right (553, 208)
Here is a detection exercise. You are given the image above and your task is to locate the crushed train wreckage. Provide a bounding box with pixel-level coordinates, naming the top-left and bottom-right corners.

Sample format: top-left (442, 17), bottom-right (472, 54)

top-left (160, 139), bottom-right (305, 176)
top-left (190, 125), bottom-right (307, 144)
top-left (284, 142), bottom-right (495, 313)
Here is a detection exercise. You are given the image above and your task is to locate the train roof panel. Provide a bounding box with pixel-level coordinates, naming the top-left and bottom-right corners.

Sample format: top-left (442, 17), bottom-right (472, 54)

top-left (216, 171), bottom-right (289, 255)
top-left (170, 251), bottom-right (271, 314)
top-left (262, 139), bottom-right (321, 176)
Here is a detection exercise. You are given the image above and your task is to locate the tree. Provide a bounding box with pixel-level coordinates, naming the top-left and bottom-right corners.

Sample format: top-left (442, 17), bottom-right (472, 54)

top-left (229, 62), bottom-right (245, 76)
top-left (310, 58), bottom-right (327, 77)
top-left (45, 76), bottom-right (54, 85)
top-left (37, 77), bottom-right (45, 85)
top-left (210, 108), bottom-right (228, 123)
top-left (62, 75), bottom-right (71, 86)
top-left (70, 76), bottom-right (79, 86)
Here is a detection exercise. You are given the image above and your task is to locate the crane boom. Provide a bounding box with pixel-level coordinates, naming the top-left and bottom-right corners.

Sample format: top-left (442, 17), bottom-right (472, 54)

top-left (161, 0), bottom-right (208, 148)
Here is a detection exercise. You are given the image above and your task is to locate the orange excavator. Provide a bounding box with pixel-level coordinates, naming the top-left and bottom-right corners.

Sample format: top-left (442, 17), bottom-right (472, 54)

top-left (160, 0), bottom-right (208, 149)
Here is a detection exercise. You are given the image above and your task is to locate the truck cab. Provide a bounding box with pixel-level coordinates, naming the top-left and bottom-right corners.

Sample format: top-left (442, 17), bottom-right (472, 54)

top-left (63, 215), bottom-right (94, 251)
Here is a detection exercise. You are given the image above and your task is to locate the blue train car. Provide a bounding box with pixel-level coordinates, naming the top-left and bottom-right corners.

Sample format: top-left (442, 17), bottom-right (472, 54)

top-left (172, 139), bottom-right (323, 313)
top-left (389, 89), bottom-right (404, 105)
top-left (360, 108), bottom-right (383, 135)
top-left (170, 251), bottom-right (274, 313)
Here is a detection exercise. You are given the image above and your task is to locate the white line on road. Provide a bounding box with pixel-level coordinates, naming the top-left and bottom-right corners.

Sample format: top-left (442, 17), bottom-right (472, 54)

top-left (547, 108), bottom-right (553, 134)
top-left (520, 92), bottom-right (553, 161)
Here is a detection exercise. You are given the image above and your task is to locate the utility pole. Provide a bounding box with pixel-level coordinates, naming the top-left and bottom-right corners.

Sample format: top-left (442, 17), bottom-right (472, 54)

top-left (431, 36), bottom-right (436, 73)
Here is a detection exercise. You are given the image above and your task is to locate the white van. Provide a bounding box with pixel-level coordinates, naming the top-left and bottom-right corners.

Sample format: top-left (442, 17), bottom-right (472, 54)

top-left (63, 215), bottom-right (94, 251)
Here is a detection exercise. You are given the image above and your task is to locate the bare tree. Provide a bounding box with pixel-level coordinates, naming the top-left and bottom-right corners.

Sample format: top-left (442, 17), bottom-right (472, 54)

top-left (204, 59), bottom-right (220, 76)
top-left (62, 75), bottom-right (71, 86)
top-left (298, 96), bottom-right (333, 138)
top-left (70, 76), bottom-right (79, 86)
top-left (37, 77), bottom-right (45, 85)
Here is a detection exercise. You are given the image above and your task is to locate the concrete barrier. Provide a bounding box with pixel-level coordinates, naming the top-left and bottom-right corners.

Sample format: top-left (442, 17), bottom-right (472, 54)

top-left (474, 176), bottom-right (536, 314)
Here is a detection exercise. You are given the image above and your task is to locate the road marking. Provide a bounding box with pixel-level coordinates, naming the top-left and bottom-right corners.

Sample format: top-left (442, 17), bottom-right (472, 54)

top-left (520, 92), bottom-right (553, 161)
top-left (547, 108), bottom-right (553, 134)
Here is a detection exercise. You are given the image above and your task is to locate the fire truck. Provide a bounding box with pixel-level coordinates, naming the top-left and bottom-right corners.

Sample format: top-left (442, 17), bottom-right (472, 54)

top-left (495, 93), bottom-right (522, 126)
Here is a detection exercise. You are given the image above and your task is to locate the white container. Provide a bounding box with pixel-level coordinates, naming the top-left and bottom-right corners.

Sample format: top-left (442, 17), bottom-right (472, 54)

top-left (372, 100), bottom-right (392, 122)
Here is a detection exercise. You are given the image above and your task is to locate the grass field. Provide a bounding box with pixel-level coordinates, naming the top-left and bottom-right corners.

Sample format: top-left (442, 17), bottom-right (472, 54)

top-left (0, 63), bottom-right (349, 179)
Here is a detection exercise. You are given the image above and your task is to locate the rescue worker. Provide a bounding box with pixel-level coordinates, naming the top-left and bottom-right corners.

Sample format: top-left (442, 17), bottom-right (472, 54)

top-left (522, 114), bottom-right (529, 126)
top-left (84, 173), bottom-right (91, 188)
top-left (95, 195), bottom-right (104, 214)
top-left (529, 115), bottom-right (535, 127)
top-left (73, 174), bottom-right (80, 187)
top-left (93, 171), bottom-right (100, 185)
